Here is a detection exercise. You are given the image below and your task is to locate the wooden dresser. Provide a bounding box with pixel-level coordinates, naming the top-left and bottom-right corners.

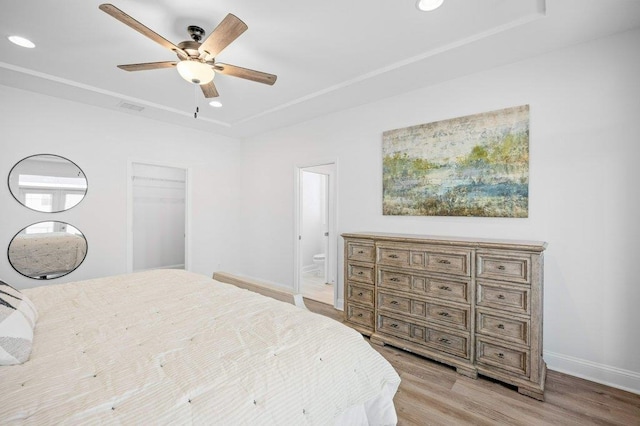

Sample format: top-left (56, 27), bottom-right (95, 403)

top-left (343, 232), bottom-right (547, 400)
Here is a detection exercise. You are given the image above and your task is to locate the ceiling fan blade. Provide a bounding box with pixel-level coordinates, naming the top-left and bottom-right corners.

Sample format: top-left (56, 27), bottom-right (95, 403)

top-left (117, 61), bottom-right (177, 71)
top-left (198, 14), bottom-right (248, 59)
top-left (213, 63), bottom-right (277, 85)
top-left (201, 81), bottom-right (219, 98)
top-left (99, 4), bottom-right (188, 59)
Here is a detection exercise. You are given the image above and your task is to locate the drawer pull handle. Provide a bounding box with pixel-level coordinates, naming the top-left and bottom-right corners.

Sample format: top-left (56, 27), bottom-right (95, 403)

top-left (357, 313), bottom-right (363, 317)
top-left (357, 250), bottom-right (364, 254)
top-left (388, 254), bottom-right (399, 259)
top-left (497, 353), bottom-right (505, 359)
top-left (438, 312), bottom-right (450, 317)
top-left (390, 323), bottom-right (399, 328)
top-left (390, 300), bottom-right (399, 305)
top-left (389, 277), bottom-right (400, 282)
top-left (438, 338), bottom-right (451, 344)
top-left (497, 294), bottom-right (505, 300)
top-left (497, 324), bottom-right (505, 329)
top-left (439, 285), bottom-right (451, 291)
top-left (357, 292), bottom-right (364, 296)
top-left (358, 271), bottom-right (364, 275)
top-left (497, 265), bottom-right (506, 270)
top-left (438, 259), bottom-right (451, 264)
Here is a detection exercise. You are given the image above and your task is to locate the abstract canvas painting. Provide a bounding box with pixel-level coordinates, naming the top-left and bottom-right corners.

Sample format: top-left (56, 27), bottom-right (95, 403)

top-left (382, 105), bottom-right (529, 217)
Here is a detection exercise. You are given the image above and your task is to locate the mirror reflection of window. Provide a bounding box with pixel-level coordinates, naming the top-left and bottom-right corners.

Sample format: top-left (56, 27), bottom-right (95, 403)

top-left (8, 155), bottom-right (88, 213)
top-left (24, 192), bottom-right (54, 211)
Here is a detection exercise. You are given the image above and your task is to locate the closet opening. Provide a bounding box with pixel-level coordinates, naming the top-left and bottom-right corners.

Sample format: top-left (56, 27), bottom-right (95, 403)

top-left (127, 162), bottom-right (189, 272)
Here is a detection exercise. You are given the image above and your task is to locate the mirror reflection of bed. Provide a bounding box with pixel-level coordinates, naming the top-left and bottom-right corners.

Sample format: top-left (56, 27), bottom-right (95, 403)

top-left (7, 221), bottom-right (87, 280)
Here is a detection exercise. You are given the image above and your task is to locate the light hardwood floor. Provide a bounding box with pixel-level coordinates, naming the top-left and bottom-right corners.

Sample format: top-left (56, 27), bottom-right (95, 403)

top-left (301, 270), bottom-right (334, 305)
top-left (303, 298), bottom-right (640, 426)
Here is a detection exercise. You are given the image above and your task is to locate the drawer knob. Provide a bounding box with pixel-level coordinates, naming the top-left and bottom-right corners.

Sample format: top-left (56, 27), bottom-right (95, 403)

top-left (438, 259), bottom-right (451, 265)
top-left (357, 250), bottom-right (364, 254)
top-left (438, 312), bottom-right (450, 317)
top-left (388, 254), bottom-right (399, 259)
top-left (438, 338), bottom-right (451, 344)
top-left (357, 292), bottom-right (364, 297)
top-left (439, 285), bottom-right (451, 291)
top-left (497, 265), bottom-right (506, 270)
top-left (358, 271), bottom-right (364, 275)
top-left (497, 324), bottom-right (505, 329)
top-left (389, 277), bottom-right (400, 282)
top-left (357, 313), bottom-right (363, 317)
top-left (497, 353), bottom-right (505, 359)
top-left (497, 294), bottom-right (505, 300)
top-left (390, 300), bottom-right (399, 305)
top-left (390, 323), bottom-right (399, 328)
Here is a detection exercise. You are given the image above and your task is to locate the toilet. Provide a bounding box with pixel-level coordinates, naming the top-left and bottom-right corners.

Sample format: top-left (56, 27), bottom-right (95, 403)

top-left (312, 253), bottom-right (325, 276)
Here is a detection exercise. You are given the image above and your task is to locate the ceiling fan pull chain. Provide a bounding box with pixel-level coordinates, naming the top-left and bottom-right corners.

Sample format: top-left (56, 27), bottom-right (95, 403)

top-left (193, 84), bottom-right (199, 119)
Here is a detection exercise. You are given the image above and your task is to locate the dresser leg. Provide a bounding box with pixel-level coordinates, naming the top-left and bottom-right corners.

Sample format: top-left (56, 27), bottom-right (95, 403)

top-left (518, 386), bottom-right (545, 401)
top-left (370, 335), bottom-right (386, 346)
top-left (456, 366), bottom-right (478, 379)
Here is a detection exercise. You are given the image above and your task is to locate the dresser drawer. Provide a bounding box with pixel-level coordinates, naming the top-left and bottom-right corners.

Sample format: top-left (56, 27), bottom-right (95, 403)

top-left (379, 268), bottom-right (470, 303)
top-left (476, 338), bottom-right (530, 377)
top-left (345, 304), bottom-right (375, 330)
top-left (378, 291), bottom-right (412, 315)
top-left (346, 282), bottom-right (374, 308)
top-left (378, 245), bottom-right (471, 276)
top-left (477, 252), bottom-right (531, 284)
top-left (346, 240), bottom-right (375, 263)
top-left (346, 262), bottom-right (375, 284)
top-left (477, 281), bottom-right (530, 315)
top-left (378, 291), bottom-right (470, 330)
top-left (378, 314), bottom-right (470, 359)
top-left (426, 302), bottom-right (470, 330)
top-left (476, 310), bottom-right (530, 346)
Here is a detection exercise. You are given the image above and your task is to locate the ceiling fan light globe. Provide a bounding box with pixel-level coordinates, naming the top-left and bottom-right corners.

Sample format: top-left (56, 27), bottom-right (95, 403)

top-left (416, 0), bottom-right (444, 12)
top-left (176, 60), bottom-right (215, 85)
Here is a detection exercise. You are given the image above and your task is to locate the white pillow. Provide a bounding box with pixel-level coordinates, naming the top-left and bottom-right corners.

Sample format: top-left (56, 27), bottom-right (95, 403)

top-left (0, 280), bottom-right (38, 365)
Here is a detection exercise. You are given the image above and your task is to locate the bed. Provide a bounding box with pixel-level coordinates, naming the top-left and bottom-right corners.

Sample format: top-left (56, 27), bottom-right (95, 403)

top-left (7, 232), bottom-right (87, 278)
top-left (0, 269), bottom-right (400, 424)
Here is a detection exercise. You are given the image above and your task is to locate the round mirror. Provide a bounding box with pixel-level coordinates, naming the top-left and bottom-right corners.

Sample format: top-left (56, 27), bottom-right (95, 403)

top-left (8, 154), bottom-right (88, 213)
top-left (7, 221), bottom-right (88, 280)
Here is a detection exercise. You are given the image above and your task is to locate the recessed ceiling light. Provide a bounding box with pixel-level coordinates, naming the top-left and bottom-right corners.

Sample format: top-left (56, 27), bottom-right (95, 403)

top-left (8, 35), bottom-right (35, 48)
top-left (416, 0), bottom-right (444, 12)
top-left (209, 101), bottom-right (222, 108)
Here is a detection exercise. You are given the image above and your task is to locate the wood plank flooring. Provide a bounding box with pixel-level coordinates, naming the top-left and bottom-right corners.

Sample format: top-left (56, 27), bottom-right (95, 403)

top-left (303, 298), bottom-right (640, 426)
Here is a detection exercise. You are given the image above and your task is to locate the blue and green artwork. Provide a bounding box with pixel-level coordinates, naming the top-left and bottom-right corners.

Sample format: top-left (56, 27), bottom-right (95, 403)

top-left (382, 105), bottom-right (529, 217)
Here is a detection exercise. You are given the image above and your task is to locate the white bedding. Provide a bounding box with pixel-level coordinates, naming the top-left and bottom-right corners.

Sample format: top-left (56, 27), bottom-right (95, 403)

top-left (0, 270), bottom-right (400, 424)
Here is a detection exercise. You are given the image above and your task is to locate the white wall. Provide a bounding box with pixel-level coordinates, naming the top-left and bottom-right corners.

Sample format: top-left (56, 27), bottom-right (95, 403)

top-left (0, 85), bottom-right (243, 288)
top-left (238, 28), bottom-right (640, 393)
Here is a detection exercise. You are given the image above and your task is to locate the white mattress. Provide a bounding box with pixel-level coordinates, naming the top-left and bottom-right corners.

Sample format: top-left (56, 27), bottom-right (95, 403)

top-left (1, 270), bottom-right (400, 424)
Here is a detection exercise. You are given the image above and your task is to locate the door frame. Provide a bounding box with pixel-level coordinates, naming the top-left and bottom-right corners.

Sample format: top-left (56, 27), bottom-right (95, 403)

top-left (293, 160), bottom-right (338, 306)
top-left (126, 159), bottom-right (191, 273)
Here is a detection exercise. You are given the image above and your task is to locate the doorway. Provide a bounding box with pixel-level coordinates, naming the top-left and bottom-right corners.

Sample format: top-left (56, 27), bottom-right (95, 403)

top-left (295, 162), bottom-right (337, 306)
top-left (128, 162), bottom-right (188, 272)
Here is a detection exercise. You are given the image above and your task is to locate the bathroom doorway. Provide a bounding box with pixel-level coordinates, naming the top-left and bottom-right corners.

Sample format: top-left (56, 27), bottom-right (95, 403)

top-left (295, 162), bottom-right (337, 306)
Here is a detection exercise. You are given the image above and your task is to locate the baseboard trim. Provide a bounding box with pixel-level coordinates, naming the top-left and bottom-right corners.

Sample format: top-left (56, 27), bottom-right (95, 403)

top-left (545, 350), bottom-right (640, 395)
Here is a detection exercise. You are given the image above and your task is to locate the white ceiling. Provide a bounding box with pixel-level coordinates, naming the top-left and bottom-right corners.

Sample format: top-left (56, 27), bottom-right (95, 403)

top-left (1, 0), bottom-right (639, 138)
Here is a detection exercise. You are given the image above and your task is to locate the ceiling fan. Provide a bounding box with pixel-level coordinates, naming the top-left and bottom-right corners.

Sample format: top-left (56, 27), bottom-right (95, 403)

top-left (98, 3), bottom-right (277, 99)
